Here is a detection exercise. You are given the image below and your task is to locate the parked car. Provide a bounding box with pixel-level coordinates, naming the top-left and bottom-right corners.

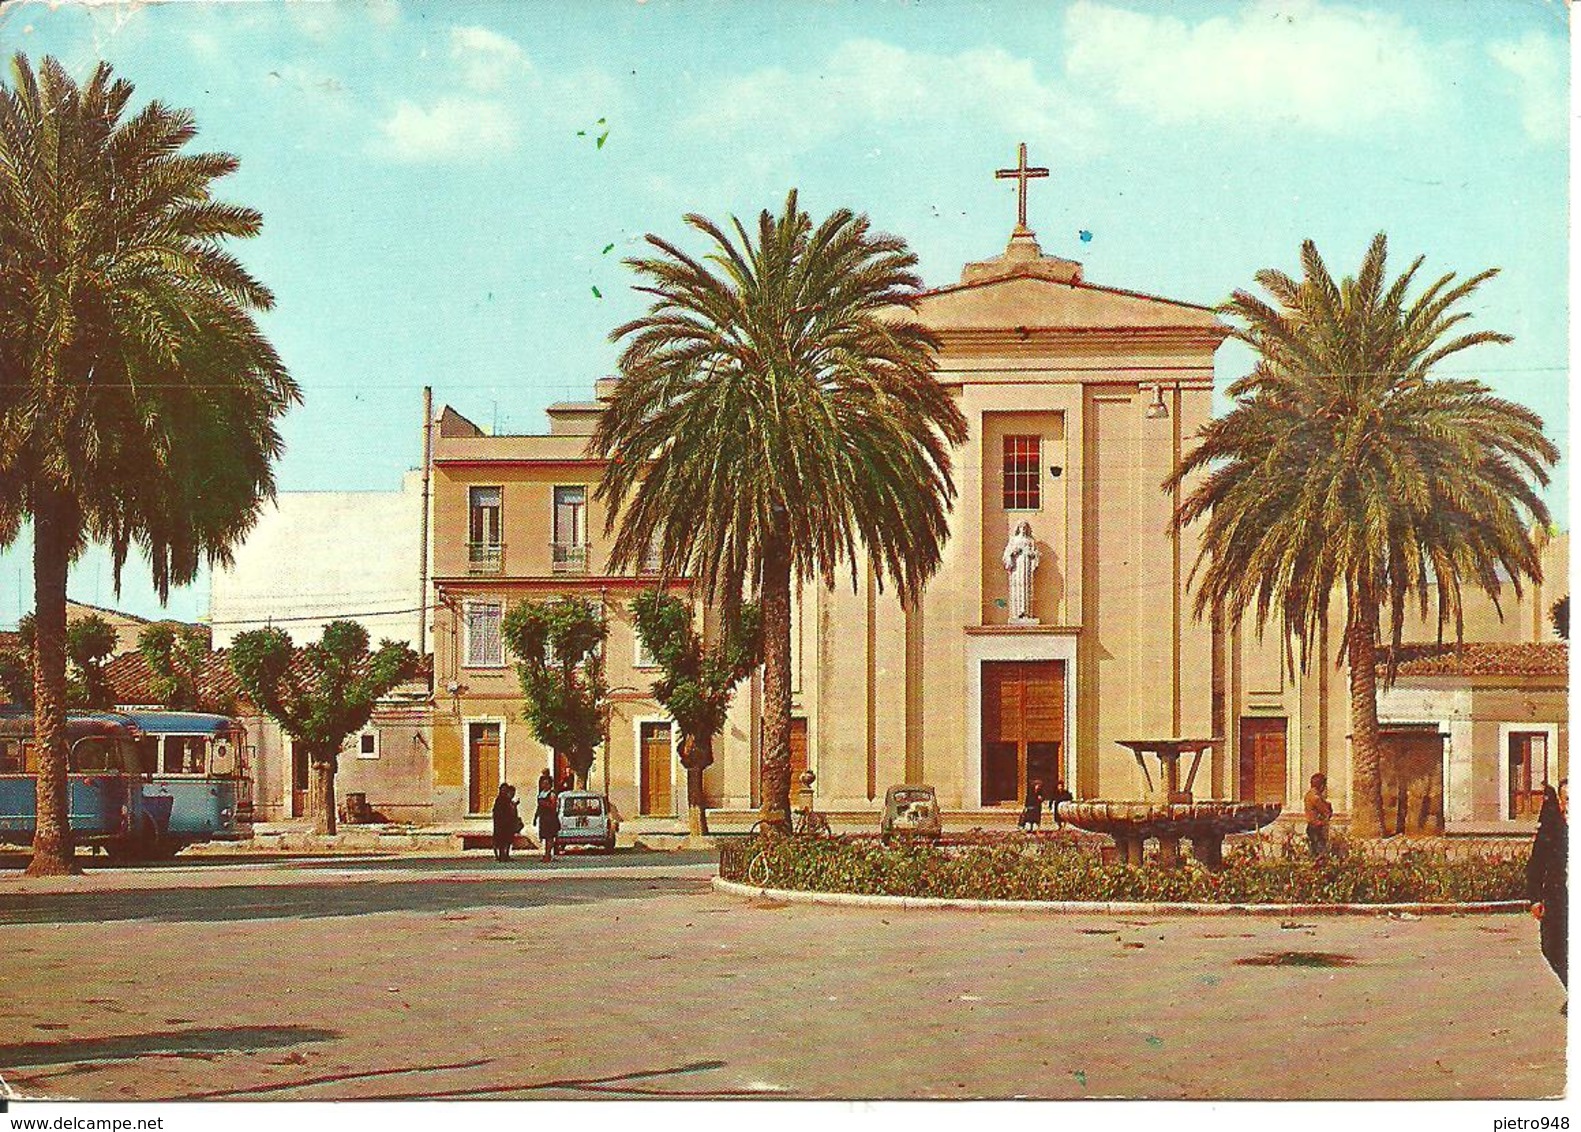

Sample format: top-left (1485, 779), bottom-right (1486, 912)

top-left (555, 790), bottom-right (618, 852)
top-left (881, 784), bottom-right (941, 842)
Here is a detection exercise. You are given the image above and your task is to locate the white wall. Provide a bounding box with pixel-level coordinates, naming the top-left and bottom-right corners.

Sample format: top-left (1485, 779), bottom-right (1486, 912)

top-left (210, 470), bottom-right (425, 649)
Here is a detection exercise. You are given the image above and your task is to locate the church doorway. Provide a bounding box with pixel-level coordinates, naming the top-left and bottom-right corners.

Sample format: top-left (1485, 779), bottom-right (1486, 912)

top-left (1238, 717), bottom-right (1287, 807)
top-left (980, 660), bottom-right (1064, 806)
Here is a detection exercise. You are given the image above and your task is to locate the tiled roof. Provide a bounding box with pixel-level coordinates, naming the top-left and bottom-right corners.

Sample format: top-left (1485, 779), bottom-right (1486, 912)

top-left (1381, 642), bottom-right (1568, 678)
top-left (106, 650), bottom-right (433, 712)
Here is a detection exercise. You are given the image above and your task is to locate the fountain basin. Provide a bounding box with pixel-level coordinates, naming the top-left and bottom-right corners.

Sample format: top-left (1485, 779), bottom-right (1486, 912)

top-left (1060, 799), bottom-right (1283, 869)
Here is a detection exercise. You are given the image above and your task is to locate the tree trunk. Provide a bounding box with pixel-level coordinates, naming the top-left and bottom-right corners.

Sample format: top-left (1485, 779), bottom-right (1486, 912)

top-left (683, 733), bottom-right (711, 838)
top-left (27, 487), bottom-right (79, 877)
top-left (759, 524), bottom-right (793, 831)
top-left (310, 748), bottom-right (337, 836)
top-left (1346, 594), bottom-right (1387, 840)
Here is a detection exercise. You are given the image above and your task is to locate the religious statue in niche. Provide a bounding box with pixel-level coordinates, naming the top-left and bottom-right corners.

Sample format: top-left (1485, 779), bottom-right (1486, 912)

top-left (1002, 521), bottom-right (1040, 623)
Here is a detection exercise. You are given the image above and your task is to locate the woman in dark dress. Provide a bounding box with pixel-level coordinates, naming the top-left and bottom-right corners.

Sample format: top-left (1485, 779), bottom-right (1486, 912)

top-left (1527, 779), bottom-right (1568, 1007)
top-left (1019, 779), bottom-right (1045, 833)
top-left (535, 770), bottom-right (560, 862)
top-left (491, 783), bottom-right (522, 861)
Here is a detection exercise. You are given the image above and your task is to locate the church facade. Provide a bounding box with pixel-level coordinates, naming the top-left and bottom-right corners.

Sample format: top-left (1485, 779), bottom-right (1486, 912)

top-left (424, 158), bottom-right (1566, 831)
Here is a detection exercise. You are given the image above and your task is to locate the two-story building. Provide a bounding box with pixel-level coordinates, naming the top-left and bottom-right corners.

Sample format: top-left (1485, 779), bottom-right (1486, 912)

top-left (427, 399), bottom-right (694, 822)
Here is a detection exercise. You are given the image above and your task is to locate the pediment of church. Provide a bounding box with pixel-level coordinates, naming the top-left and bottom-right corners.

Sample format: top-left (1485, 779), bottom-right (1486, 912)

top-left (917, 233), bottom-right (1224, 337)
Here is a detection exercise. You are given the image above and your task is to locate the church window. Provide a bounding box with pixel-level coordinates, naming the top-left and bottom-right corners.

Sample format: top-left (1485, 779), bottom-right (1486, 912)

top-left (1002, 435), bottom-right (1041, 510)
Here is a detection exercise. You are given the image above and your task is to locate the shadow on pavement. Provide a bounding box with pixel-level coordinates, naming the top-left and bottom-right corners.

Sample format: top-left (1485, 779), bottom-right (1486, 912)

top-left (0, 875), bottom-right (708, 926)
top-left (0, 1025), bottom-right (341, 1069)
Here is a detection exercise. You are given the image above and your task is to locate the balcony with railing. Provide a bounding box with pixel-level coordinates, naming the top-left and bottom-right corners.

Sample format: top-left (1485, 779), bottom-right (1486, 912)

top-left (551, 542), bottom-right (590, 575)
top-left (467, 541), bottom-right (505, 575)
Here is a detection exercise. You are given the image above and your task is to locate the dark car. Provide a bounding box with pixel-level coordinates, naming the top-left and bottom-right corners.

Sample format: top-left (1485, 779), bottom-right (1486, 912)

top-left (881, 784), bottom-right (942, 842)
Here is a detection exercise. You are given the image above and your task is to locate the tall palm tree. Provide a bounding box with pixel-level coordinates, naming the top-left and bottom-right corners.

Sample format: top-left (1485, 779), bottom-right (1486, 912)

top-left (1170, 234), bottom-right (1556, 838)
top-left (593, 191), bottom-right (967, 829)
top-left (0, 55), bottom-right (297, 874)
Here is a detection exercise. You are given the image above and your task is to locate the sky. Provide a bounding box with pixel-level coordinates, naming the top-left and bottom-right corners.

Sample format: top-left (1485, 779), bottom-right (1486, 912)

top-left (0, 0), bottom-right (1570, 628)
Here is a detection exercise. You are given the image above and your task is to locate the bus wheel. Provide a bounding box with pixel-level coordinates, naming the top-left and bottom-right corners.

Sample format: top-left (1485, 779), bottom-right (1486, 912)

top-left (106, 817), bottom-right (159, 862)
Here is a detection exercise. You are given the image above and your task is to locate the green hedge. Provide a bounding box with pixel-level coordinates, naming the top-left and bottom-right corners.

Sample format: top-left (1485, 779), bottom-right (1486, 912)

top-left (720, 835), bottom-right (1528, 905)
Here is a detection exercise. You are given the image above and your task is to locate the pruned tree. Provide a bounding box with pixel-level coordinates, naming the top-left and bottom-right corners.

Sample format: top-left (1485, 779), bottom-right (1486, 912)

top-left (501, 596), bottom-right (607, 788)
top-left (630, 590), bottom-right (761, 837)
top-left (64, 613), bottom-right (117, 710)
top-left (0, 612), bottom-right (113, 708)
top-left (229, 621), bottom-right (417, 834)
top-left (138, 622), bottom-right (216, 711)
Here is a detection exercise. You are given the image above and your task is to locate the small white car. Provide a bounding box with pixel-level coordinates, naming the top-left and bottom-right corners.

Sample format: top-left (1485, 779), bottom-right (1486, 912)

top-left (555, 790), bottom-right (618, 852)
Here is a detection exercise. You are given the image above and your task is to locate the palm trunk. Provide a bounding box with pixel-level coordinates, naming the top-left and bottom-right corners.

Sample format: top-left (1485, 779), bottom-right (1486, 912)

top-left (310, 747), bottom-right (337, 836)
top-left (759, 525), bottom-right (793, 832)
top-left (1346, 594), bottom-right (1387, 840)
top-left (684, 732), bottom-right (711, 838)
top-left (27, 486), bottom-right (79, 876)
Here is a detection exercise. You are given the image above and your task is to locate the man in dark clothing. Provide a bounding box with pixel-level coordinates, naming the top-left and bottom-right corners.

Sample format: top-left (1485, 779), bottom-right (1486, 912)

top-left (491, 783), bottom-right (522, 862)
top-left (1527, 780), bottom-right (1567, 1006)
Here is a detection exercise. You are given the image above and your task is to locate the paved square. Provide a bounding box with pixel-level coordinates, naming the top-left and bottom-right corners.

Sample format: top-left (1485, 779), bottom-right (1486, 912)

top-left (0, 857), bottom-right (1566, 1100)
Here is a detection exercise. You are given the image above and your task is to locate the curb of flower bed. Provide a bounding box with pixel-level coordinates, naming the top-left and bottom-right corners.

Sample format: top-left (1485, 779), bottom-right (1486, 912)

top-left (712, 876), bottom-right (1527, 916)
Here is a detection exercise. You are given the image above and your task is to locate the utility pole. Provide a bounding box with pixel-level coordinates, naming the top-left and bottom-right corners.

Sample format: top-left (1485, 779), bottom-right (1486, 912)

top-left (418, 386), bottom-right (433, 658)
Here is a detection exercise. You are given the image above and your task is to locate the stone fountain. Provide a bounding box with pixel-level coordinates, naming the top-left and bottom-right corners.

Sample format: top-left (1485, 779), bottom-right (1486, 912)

top-left (1059, 738), bottom-right (1282, 869)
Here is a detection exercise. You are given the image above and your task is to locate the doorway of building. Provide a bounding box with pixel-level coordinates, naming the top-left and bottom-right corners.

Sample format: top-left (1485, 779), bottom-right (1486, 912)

top-left (1508, 730), bottom-right (1551, 819)
top-left (467, 722), bottom-right (502, 815)
top-left (290, 740), bottom-right (309, 818)
top-left (640, 721), bottom-right (673, 816)
top-left (980, 660), bottom-right (1064, 806)
top-left (1238, 717), bottom-right (1287, 807)
top-left (1381, 728), bottom-right (1445, 834)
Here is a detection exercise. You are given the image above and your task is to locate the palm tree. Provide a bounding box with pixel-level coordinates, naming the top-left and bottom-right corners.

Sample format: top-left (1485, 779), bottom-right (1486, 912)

top-left (0, 55), bottom-right (297, 874)
top-left (593, 191), bottom-right (967, 829)
top-left (1170, 234), bottom-right (1556, 838)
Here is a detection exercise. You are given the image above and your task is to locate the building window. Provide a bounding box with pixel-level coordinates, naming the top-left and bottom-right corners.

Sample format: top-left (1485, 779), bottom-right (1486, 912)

top-left (634, 629), bottom-right (658, 670)
top-left (357, 730), bottom-right (379, 760)
top-left (468, 486), bottom-right (504, 574)
top-left (464, 601), bottom-right (504, 668)
top-left (552, 485), bottom-right (588, 574)
top-left (1002, 435), bottom-right (1041, 511)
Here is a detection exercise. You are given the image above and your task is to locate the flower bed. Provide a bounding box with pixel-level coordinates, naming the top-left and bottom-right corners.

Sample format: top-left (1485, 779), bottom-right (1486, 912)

top-left (718, 833), bottom-right (1529, 905)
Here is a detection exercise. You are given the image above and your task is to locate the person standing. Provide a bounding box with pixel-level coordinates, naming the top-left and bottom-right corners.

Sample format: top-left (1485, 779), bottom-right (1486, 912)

top-left (1019, 779), bottom-right (1045, 833)
top-left (1304, 773), bottom-right (1333, 857)
top-left (491, 783), bottom-right (522, 862)
top-left (535, 771), bottom-right (561, 863)
top-left (1527, 779), bottom-right (1568, 1008)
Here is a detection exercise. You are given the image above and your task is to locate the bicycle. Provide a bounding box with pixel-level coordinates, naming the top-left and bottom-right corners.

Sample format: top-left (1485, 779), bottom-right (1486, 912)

top-left (748, 770), bottom-right (832, 838)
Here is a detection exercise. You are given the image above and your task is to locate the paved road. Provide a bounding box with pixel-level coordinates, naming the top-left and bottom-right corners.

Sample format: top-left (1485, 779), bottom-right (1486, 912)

top-left (0, 853), bottom-right (1567, 1101)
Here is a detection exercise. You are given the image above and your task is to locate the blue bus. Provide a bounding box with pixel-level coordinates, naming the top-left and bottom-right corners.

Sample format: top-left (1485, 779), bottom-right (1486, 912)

top-left (121, 710), bottom-right (253, 853)
top-left (0, 712), bottom-right (152, 854)
top-left (0, 709), bottom-right (252, 858)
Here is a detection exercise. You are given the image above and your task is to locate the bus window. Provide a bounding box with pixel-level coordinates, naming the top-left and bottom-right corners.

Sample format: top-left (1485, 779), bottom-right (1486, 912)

top-left (135, 737), bottom-right (159, 775)
top-left (160, 737), bottom-right (204, 775)
top-left (211, 739), bottom-right (236, 777)
top-left (72, 737), bottom-right (116, 773)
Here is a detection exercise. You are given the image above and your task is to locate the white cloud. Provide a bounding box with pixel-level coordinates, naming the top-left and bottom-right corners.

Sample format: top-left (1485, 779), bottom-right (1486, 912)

top-left (451, 25), bottom-right (530, 93)
top-left (374, 97), bottom-right (517, 162)
top-left (1062, 0), bottom-right (1437, 132)
top-left (689, 38), bottom-right (1098, 152)
top-left (370, 24), bottom-right (620, 163)
top-left (1488, 32), bottom-right (1567, 145)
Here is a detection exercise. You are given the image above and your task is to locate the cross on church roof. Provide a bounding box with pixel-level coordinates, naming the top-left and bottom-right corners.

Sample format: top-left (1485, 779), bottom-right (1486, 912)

top-left (995, 142), bottom-right (1049, 237)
